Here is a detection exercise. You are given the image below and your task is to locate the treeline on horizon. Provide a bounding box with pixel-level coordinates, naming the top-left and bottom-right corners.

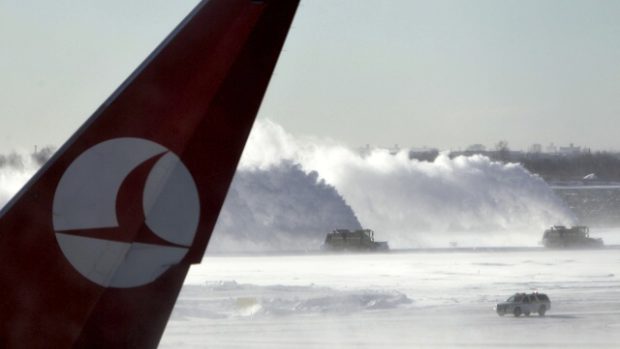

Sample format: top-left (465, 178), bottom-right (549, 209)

top-left (409, 149), bottom-right (620, 183)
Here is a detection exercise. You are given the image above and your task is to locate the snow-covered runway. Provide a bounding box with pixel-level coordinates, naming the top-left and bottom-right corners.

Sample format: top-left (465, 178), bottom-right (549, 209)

top-left (160, 248), bottom-right (620, 348)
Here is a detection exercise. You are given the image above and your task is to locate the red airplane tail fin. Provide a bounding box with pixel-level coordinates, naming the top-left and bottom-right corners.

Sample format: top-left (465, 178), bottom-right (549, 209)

top-left (0, 0), bottom-right (299, 347)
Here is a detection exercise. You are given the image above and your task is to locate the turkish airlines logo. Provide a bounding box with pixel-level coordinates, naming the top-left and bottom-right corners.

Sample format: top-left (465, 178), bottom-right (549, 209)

top-left (53, 138), bottom-right (200, 288)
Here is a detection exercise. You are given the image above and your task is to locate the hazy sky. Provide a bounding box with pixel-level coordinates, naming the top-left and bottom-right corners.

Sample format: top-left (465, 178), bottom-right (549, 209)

top-left (1, 0), bottom-right (619, 152)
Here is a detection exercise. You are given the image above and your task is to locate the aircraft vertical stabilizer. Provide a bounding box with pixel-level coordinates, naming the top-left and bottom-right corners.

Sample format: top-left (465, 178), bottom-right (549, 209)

top-left (0, 0), bottom-right (299, 347)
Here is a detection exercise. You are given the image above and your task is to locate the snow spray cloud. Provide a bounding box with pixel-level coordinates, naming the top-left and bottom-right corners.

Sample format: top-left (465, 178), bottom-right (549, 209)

top-left (236, 119), bottom-right (576, 248)
top-left (0, 147), bottom-right (55, 208)
top-left (209, 162), bottom-right (361, 252)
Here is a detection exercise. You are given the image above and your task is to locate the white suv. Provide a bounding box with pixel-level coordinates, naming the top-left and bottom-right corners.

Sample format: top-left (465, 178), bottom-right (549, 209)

top-left (495, 293), bottom-right (551, 317)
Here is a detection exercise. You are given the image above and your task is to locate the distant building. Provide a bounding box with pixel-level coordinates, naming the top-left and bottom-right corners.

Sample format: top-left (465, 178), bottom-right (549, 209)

top-left (559, 143), bottom-right (581, 155)
top-left (356, 144), bottom-right (412, 157)
top-left (408, 147), bottom-right (439, 162)
top-left (409, 146), bottom-right (437, 153)
top-left (357, 144), bottom-right (373, 157)
top-left (529, 144), bottom-right (542, 153)
top-left (388, 144), bottom-right (401, 155)
top-left (466, 144), bottom-right (487, 152)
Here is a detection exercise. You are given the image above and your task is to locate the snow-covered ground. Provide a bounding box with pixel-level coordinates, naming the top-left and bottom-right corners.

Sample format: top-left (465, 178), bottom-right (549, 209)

top-left (160, 248), bottom-right (620, 348)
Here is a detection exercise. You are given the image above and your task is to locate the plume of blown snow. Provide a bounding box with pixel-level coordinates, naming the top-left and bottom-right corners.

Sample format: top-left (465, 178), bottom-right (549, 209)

top-left (238, 119), bottom-right (576, 248)
top-left (0, 147), bottom-right (55, 208)
top-left (209, 162), bottom-right (361, 252)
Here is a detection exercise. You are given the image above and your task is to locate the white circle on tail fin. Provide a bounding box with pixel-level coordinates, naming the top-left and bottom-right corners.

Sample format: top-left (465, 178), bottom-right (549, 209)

top-left (52, 137), bottom-right (200, 288)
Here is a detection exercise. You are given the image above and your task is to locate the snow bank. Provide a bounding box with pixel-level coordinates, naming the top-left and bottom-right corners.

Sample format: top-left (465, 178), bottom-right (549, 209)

top-left (171, 281), bottom-right (413, 320)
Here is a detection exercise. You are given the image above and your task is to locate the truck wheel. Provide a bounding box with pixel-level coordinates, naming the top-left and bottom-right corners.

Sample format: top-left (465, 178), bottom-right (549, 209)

top-left (513, 307), bottom-right (522, 317)
top-left (538, 305), bottom-right (546, 316)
